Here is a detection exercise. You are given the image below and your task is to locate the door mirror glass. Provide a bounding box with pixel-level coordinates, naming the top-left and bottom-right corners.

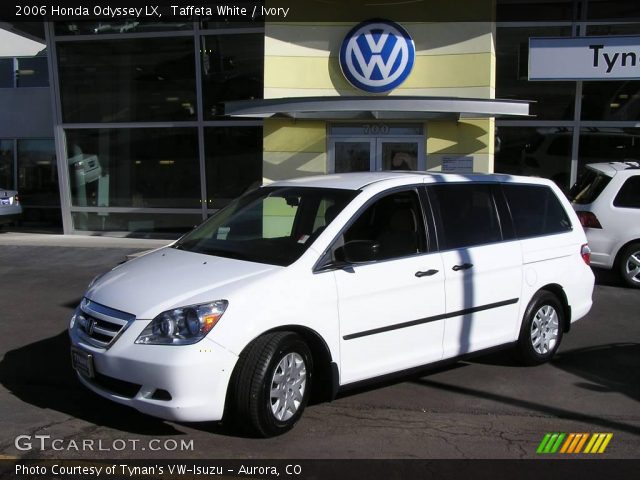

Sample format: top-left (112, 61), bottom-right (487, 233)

top-left (335, 240), bottom-right (380, 264)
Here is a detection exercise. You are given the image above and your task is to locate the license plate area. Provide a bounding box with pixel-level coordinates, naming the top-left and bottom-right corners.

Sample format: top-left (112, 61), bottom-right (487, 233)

top-left (71, 347), bottom-right (95, 379)
top-left (0, 198), bottom-right (9, 205)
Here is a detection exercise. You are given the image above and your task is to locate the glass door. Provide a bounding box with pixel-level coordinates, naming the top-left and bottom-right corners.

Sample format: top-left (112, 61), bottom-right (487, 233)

top-left (376, 138), bottom-right (424, 171)
top-left (329, 137), bottom-right (375, 173)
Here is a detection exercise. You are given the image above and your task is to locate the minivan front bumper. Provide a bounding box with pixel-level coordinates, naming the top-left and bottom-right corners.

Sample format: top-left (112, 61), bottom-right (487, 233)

top-left (69, 319), bottom-right (239, 423)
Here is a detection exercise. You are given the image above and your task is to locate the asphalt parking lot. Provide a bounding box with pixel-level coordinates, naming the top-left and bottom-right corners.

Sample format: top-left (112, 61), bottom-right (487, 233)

top-left (0, 236), bottom-right (638, 460)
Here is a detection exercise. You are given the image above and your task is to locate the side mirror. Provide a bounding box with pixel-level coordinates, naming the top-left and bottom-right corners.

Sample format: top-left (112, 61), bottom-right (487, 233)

top-left (335, 240), bottom-right (380, 264)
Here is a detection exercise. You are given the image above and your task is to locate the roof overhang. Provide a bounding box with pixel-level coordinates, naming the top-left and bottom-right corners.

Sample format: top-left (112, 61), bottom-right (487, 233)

top-left (224, 96), bottom-right (531, 120)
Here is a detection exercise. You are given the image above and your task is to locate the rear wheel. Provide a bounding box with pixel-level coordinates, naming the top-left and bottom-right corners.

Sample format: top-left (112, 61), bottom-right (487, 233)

top-left (618, 242), bottom-right (640, 289)
top-left (516, 291), bottom-right (564, 365)
top-left (231, 332), bottom-right (312, 437)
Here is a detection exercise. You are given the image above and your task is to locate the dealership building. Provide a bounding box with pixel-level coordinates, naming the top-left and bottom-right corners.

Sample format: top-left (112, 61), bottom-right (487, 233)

top-left (1, 0), bottom-right (639, 236)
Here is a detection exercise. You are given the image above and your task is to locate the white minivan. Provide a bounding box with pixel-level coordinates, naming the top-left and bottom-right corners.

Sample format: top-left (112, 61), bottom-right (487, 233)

top-left (69, 172), bottom-right (594, 436)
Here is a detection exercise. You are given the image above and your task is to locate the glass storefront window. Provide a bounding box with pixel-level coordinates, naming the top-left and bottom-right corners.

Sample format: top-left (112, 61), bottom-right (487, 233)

top-left (581, 81), bottom-right (640, 121)
top-left (496, 27), bottom-right (576, 120)
top-left (0, 140), bottom-right (14, 189)
top-left (17, 139), bottom-right (62, 226)
top-left (55, 21), bottom-right (193, 36)
top-left (65, 128), bottom-right (201, 208)
top-left (495, 126), bottom-right (573, 190)
top-left (71, 211), bottom-right (202, 234)
top-left (586, 0), bottom-right (640, 20)
top-left (201, 34), bottom-right (264, 118)
top-left (578, 127), bottom-right (640, 172)
top-left (204, 127), bottom-right (262, 209)
top-left (587, 23), bottom-right (640, 36)
top-left (0, 59), bottom-right (14, 88)
top-left (497, 0), bottom-right (576, 21)
top-left (16, 57), bottom-right (48, 87)
top-left (57, 37), bottom-right (196, 122)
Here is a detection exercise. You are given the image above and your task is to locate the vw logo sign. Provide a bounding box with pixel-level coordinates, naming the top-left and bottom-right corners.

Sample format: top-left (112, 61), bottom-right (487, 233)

top-left (339, 19), bottom-right (415, 94)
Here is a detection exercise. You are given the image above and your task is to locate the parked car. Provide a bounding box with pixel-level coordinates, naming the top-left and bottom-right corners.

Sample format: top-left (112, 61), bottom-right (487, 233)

top-left (570, 161), bottom-right (640, 288)
top-left (69, 172), bottom-right (594, 436)
top-left (0, 187), bottom-right (22, 227)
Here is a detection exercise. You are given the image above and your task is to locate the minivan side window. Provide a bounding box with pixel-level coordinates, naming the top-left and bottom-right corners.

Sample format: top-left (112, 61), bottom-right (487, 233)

top-left (613, 176), bottom-right (640, 208)
top-left (340, 189), bottom-right (427, 261)
top-left (428, 184), bottom-right (502, 250)
top-left (503, 184), bottom-right (572, 238)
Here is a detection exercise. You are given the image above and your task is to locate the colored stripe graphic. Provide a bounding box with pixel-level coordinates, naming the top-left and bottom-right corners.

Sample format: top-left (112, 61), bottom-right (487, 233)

top-left (538, 433), bottom-right (613, 454)
top-left (537, 433), bottom-right (565, 454)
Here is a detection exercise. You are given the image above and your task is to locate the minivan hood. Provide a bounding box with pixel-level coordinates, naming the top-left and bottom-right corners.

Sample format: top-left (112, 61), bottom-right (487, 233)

top-left (86, 247), bottom-right (280, 319)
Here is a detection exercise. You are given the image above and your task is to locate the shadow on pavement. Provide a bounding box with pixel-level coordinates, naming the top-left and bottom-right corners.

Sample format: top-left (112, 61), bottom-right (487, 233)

top-left (552, 343), bottom-right (640, 402)
top-left (0, 331), bottom-right (183, 436)
top-left (412, 343), bottom-right (640, 436)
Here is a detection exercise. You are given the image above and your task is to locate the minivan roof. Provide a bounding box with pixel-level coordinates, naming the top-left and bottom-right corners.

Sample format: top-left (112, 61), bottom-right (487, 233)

top-left (267, 171), bottom-right (551, 191)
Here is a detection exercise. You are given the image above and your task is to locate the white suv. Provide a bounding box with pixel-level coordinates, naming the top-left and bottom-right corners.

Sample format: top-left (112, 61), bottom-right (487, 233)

top-left (571, 162), bottom-right (640, 288)
top-left (69, 172), bottom-right (594, 436)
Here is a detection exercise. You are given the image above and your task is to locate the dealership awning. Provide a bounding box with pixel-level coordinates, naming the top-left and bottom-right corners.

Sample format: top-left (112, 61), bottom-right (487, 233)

top-left (224, 96), bottom-right (531, 120)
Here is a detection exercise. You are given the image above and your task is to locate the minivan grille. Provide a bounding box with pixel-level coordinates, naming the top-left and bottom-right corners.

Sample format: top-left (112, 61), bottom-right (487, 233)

top-left (76, 299), bottom-right (136, 349)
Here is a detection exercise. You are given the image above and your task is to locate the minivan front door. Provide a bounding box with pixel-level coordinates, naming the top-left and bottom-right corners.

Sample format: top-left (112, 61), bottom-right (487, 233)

top-left (333, 189), bottom-right (446, 385)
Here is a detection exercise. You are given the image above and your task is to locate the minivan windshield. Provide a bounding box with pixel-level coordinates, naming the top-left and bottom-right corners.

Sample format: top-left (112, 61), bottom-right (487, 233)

top-left (172, 186), bottom-right (358, 266)
top-left (569, 168), bottom-right (612, 205)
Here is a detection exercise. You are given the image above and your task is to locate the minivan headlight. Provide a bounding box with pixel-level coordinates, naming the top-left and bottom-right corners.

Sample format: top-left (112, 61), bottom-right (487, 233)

top-left (135, 300), bottom-right (228, 345)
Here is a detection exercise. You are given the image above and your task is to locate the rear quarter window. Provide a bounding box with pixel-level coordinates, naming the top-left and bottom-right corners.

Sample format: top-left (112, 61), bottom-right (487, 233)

top-left (569, 169), bottom-right (611, 205)
top-left (613, 176), bottom-right (640, 208)
top-left (503, 184), bottom-right (572, 238)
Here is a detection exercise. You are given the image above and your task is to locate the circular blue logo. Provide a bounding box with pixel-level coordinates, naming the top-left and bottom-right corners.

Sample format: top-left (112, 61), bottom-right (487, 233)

top-left (339, 19), bottom-right (415, 94)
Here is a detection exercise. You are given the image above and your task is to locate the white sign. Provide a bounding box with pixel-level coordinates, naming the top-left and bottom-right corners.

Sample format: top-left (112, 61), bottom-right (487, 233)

top-left (530, 36), bottom-right (640, 80)
top-left (442, 156), bottom-right (473, 173)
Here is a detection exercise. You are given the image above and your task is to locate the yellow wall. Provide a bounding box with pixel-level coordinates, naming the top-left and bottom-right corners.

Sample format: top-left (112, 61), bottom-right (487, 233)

top-left (263, 0), bottom-right (497, 180)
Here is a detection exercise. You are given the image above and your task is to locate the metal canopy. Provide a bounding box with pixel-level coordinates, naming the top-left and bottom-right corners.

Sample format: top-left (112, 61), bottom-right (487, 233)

top-left (224, 96), bottom-right (531, 120)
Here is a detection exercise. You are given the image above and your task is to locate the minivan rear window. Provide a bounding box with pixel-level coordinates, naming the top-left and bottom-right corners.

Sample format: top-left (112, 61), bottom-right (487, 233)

top-left (569, 168), bottom-right (612, 205)
top-left (503, 184), bottom-right (572, 238)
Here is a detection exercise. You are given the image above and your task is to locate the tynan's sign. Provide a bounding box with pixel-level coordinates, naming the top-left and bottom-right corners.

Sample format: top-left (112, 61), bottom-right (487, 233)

top-left (529, 36), bottom-right (640, 80)
top-left (339, 19), bottom-right (415, 93)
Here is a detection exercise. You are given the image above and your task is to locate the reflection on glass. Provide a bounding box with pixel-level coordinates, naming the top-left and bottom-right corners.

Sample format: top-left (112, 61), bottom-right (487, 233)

top-left (58, 37), bottom-right (196, 122)
top-left (201, 34), bottom-right (264, 118)
top-left (65, 128), bottom-right (200, 208)
top-left (334, 142), bottom-right (371, 173)
top-left (578, 127), bottom-right (640, 173)
top-left (205, 127), bottom-right (263, 210)
top-left (496, 27), bottom-right (575, 120)
top-left (0, 59), bottom-right (14, 88)
top-left (382, 142), bottom-right (418, 171)
top-left (495, 127), bottom-right (573, 190)
top-left (0, 140), bottom-right (14, 188)
top-left (582, 81), bottom-right (640, 121)
top-left (55, 21), bottom-right (192, 36)
top-left (17, 139), bottom-right (62, 226)
top-left (16, 57), bottom-right (48, 87)
top-left (71, 212), bottom-right (202, 234)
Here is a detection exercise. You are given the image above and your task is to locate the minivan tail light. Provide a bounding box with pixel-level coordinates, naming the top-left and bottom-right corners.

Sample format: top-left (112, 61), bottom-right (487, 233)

top-left (576, 211), bottom-right (602, 229)
top-left (581, 244), bottom-right (591, 265)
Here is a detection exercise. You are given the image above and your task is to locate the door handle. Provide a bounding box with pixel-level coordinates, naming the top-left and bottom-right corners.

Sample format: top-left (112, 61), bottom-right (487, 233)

top-left (415, 269), bottom-right (439, 277)
top-left (452, 263), bottom-right (474, 271)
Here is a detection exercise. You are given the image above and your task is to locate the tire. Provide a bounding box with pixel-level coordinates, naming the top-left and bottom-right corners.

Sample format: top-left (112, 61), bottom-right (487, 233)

top-left (231, 332), bottom-right (312, 437)
top-left (618, 242), bottom-right (640, 289)
top-left (516, 291), bottom-right (564, 366)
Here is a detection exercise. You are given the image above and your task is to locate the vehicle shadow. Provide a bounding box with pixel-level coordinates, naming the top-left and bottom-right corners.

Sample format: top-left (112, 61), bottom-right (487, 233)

top-left (0, 331), bottom-right (183, 436)
top-left (552, 343), bottom-right (640, 402)
top-left (593, 267), bottom-right (627, 288)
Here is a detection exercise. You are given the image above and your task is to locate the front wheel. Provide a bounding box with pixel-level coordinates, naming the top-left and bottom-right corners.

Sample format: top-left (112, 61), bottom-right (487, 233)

top-left (231, 332), bottom-right (312, 437)
top-left (516, 291), bottom-right (564, 365)
top-left (618, 242), bottom-right (640, 289)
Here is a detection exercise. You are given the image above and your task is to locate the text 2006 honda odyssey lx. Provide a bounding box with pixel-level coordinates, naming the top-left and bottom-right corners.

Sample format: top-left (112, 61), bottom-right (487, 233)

top-left (69, 172), bottom-right (594, 436)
